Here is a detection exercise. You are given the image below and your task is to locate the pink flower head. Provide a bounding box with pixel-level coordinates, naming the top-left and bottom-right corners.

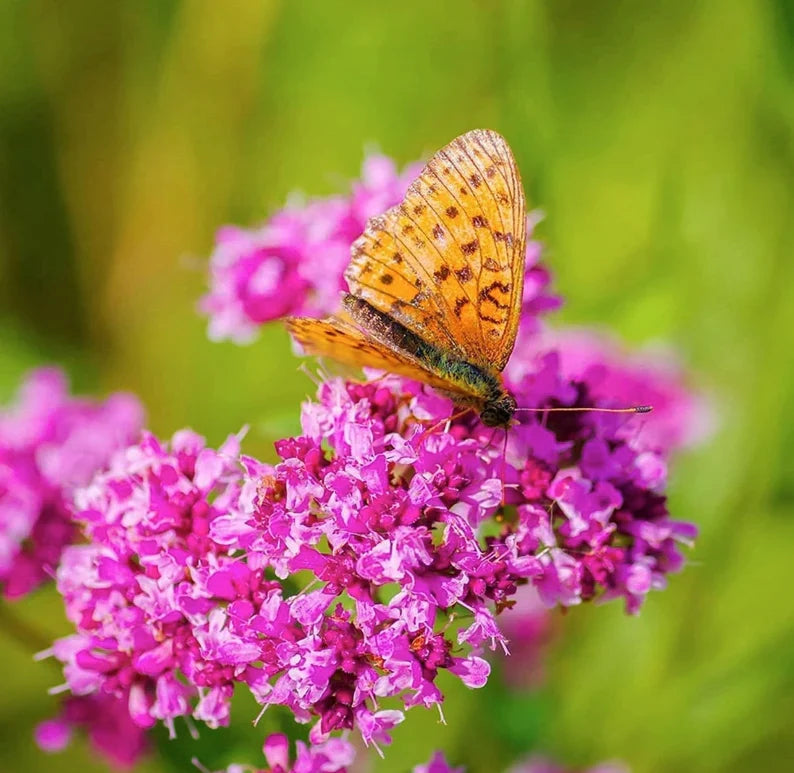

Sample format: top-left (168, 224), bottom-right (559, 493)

top-left (507, 756), bottom-right (630, 773)
top-left (527, 328), bottom-right (713, 452)
top-left (218, 341), bottom-right (696, 744)
top-left (35, 693), bottom-right (149, 769)
top-left (414, 750), bottom-right (466, 773)
top-left (48, 428), bottom-right (259, 736)
top-left (214, 732), bottom-right (355, 773)
top-left (495, 585), bottom-right (554, 689)
top-left (200, 154), bottom-right (558, 343)
top-left (413, 751), bottom-right (629, 773)
top-left (0, 367), bottom-right (143, 598)
top-left (201, 154), bottom-right (423, 343)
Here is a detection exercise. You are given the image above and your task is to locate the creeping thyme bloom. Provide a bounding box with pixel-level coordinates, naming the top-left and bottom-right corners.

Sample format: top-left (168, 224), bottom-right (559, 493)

top-left (35, 693), bottom-right (149, 769)
top-left (506, 757), bottom-right (629, 773)
top-left (495, 585), bottom-right (553, 689)
top-left (413, 751), bottom-right (628, 773)
top-left (0, 368), bottom-right (143, 598)
top-left (201, 155), bottom-right (423, 342)
top-left (414, 751), bottom-right (466, 773)
top-left (531, 328), bottom-right (713, 451)
top-left (200, 155), bottom-right (557, 343)
top-left (46, 332), bottom-right (699, 751)
top-left (47, 429), bottom-right (256, 735)
top-left (212, 733), bottom-right (355, 773)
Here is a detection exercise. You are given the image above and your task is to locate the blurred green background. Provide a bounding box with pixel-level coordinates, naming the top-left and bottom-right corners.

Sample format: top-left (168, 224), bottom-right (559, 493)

top-left (1, 1), bottom-right (793, 771)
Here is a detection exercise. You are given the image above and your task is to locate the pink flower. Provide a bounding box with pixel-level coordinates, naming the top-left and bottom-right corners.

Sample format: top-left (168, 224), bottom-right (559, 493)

top-left (0, 368), bottom-right (143, 598)
top-left (34, 693), bottom-right (149, 769)
top-left (200, 155), bottom-right (424, 342)
top-left (47, 336), bottom-right (701, 750)
top-left (47, 429), bottom-right (257, 736)
top-left (526, 328), bottom-right (714, 452)
top-left (211, 732), bottom-right (355, 773)
top-left (495, 585), bottom-right (554, 689)
top-left (412, 751), bottom-right (629, 773)
top-left (413, 751), bottom-right (466, 773)
top-left (506, 756), bottom-right (630, 773)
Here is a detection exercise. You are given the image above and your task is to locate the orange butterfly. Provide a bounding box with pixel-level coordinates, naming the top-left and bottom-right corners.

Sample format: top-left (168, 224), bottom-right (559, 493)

top-left (286, 129), bottom-right (526, 428)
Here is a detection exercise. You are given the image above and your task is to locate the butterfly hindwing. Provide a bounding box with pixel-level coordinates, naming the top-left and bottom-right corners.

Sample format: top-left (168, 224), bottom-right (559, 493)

top-left (345, 129), bottom-right (526, 372)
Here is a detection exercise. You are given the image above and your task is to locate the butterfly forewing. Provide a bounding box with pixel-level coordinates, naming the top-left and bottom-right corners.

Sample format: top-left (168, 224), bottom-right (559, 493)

top-left (286, 316), bottom-right (470, 394)
top-left (345, 128), bottom-right (526, 372)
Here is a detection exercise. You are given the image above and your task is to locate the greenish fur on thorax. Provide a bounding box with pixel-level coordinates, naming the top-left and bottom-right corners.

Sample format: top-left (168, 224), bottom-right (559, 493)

top-left (414, 340), bottom-right (501, 399)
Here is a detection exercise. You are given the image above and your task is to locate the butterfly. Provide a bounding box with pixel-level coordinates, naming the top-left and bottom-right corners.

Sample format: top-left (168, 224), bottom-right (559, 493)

top-left (286, 129), bottom-right (527, 428)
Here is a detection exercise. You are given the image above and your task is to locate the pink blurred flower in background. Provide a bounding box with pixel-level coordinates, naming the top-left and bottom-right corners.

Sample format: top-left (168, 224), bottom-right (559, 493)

top-left (526, 328), bottom-right (713, 452)
top-left (412, 751), bottom-right (628, 773)
top-left (0, 368), bottom-right (143, 598)
top-left (506, 756), bottom-right (629, 773)
top-left (34, 693), bottom-right (149, 769)
top-left (200, 155), bottom-right (423, 343)
top-left (210, 732), bottom-right (355, 773)
top-left (495, 584), bottom-right (554, 690)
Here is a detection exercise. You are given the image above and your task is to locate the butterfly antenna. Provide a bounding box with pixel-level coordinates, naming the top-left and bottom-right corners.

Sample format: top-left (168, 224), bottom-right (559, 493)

top-left (515, 405), bottom-right (653, 415)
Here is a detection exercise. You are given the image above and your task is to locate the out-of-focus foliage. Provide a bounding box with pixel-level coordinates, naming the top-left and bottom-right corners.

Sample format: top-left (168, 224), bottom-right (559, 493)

top-left (1, 1), bottom-right (792, 772)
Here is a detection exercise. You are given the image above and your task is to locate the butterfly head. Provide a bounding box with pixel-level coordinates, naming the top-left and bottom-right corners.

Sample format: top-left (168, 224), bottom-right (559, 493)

top-left (480, 391), bottom-right (517, 428)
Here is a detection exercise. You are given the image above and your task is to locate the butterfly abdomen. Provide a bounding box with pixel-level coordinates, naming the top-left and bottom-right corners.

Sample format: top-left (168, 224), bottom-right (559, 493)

top-left (344, 294), bottom-right (501, 402)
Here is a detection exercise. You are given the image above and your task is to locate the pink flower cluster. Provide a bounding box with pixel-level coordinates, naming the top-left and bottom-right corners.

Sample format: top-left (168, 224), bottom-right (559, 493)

top-left (415, 751), bottom-right (628, 773)
top-left (200, 156), bottom-right (558, 343)
top-left (210, 733), bottom-right (355, 773)
top-left (200, 155), bottom-right (421, 342)
top-left (47, 429), bottom-right (254, 737)
top-left (530, 328), bottom-right (713, 451)
top-left (35, 693), bottom-right (149, 769)
top-left (216, 746), bottom-right (629, 773)
top-left (47, 337), bottom-right (697, 754)
top-left (0, 368), bottom-right (143, 598)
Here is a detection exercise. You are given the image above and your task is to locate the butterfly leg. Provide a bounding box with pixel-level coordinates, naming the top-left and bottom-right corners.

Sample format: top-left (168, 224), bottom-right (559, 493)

top-left (418, 407), bottom-right (472, 441)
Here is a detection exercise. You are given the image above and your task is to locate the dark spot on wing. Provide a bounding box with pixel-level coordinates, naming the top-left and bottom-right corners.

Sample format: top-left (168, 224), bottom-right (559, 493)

top-left (460, 240), bottom-right (478, 255)
top-left (433, 265), bottom-right (450, 283)
top-left (469, 173), bottom-right (482, 188)
top-left (381, 273), bottom-right (394, 285)
top-left (413, 204), bottom-right (425, 215)
top-left (454, 297), bottom-right (470, 317)
top-left (485, 165), bottom-right (496, 179)
top-left (445, 206), bottom-right (459, 219)
top-left (392, 251), bottom-right (403, 264)
top-left (456, 266), bottom-right (473, 283)
top-left (483, 258), bottom-right (501, 271)
top-left (432, 223), bottom-right (444, 240)
top-left (478, 281), bottom-right (511, 309)
top-left (472, 215), bottom-right (488, 228)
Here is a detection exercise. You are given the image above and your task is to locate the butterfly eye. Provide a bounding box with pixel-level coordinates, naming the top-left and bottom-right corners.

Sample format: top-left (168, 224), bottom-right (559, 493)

top-left (481, 394), bottom-right (517, 427)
